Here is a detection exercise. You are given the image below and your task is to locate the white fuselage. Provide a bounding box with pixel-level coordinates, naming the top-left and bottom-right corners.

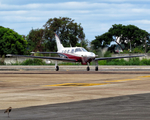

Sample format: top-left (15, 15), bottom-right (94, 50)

top-left (58, 47), bottom-right (96, 65)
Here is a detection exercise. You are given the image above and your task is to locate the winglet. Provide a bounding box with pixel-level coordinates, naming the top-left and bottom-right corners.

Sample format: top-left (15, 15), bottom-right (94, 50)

top-left (55, 33), bottom-right (64, 51)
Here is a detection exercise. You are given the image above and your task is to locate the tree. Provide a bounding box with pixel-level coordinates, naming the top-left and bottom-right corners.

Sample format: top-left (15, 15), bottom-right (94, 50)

top-left (27, 28), bottom-right (45, 52)
top-left (91, 32), bottom-right (112, 50)
top-left (108, 24), bottom-right (149, 51)
top-left (43, 17), bottom-right (85, 51)
top-left (0, 26), bottom-right (28, 56)
top-left (91, 24), bottom-right (149, 53)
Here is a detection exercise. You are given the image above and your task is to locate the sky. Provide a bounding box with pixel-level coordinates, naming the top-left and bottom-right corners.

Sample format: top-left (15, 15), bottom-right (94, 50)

top-left (1, 0), bottom-right (150, 42)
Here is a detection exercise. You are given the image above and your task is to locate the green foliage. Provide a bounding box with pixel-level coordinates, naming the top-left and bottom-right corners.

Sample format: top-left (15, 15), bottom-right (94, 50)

top-left (0, 55), bottom-right (6, 65)
top-left (27, 17), bottom-right (86, 52)
top-left (14, 59), bottom-right (47, 65)
top-left (98, 60), bottom-right (107, 65)
top-left (27, 29), bottom-right (45, 52)
top-left (132, 48), bottom-right (144, 53)
top-left (0, 26), bottom-right (28, 56)
top-left (99, 57), bottom-right (150, 65)
top-left (91, 24), bottom-right (149, 53)
top-left (43, 17), bottom-right (86, 51)
top-left (141, 58), bottom-right (150, 65)
top-left (104, 51), bottom-right (111, 57)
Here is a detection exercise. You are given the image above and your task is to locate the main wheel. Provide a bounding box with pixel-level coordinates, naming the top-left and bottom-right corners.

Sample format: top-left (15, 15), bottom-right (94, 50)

top-left (87, 66), bottom-right (90, 71)
top-left (56, 66), bottom-right (59, 71)
top-left (95, 66), bottom-right (98, 71)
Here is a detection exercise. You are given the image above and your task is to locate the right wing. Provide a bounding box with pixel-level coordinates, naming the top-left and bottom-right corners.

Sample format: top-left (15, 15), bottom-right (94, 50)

top-left (6, 54), bottom-right (77, 62)
top-left (95, 55), bottom-right (145, 61)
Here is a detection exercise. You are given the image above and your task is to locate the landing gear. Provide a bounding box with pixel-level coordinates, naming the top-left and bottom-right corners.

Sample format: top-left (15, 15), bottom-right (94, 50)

top-left (95, 61), bottom-right (99, 71)
top-left (87, 62), bottom-right (90, 71)
top-left (87, 66), bottom-right (90, 71)
top-left (55, 66), bottom-right (59, 71)
top-left (95, 66), bottom-right (98, 71)
top-left (55, 61), bottom-right (59, 71)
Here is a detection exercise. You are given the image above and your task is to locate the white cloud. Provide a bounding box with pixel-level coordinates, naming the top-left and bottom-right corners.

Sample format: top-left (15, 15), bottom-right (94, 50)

top-left (1, 1), bottom-right (150, 41)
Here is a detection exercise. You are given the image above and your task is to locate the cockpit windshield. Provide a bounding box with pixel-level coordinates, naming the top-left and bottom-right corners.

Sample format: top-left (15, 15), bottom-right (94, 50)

top-left (82, 48), bottom-right (88, 52)
top-left (75, 48), bottom-right (82, 52)
top-left (75, 48), bottom-right (88, 52)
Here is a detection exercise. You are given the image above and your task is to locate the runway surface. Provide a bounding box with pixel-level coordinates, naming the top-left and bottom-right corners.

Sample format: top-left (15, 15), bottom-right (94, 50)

top-left (0, 66), bottom-right (150, 119)
top-left (1, 93), bottom-right (150, 120)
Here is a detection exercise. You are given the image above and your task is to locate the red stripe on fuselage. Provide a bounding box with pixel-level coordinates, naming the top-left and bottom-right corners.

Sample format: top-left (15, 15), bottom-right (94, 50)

top-left (62, 53), bottom-right (93, 65)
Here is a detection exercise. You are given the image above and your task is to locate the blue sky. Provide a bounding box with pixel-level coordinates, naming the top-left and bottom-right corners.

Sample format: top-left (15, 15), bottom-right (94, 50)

top-left (1, 0), bottom-right (150, 41)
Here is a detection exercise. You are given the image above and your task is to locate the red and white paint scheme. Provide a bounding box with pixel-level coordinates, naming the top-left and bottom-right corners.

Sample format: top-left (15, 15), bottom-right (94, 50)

top-left (55, 34), bottom-right (96, 64)
top-left (7, 33), bottom-right (145, 71)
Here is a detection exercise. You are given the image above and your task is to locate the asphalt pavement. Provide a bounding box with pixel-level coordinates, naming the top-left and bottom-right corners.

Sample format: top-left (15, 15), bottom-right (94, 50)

top-left (1, 93), bottom-right (150, 120)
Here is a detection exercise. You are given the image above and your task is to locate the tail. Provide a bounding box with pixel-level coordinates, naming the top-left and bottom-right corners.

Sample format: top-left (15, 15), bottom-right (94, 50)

top-left (55, 33), bottom-right (64, 51)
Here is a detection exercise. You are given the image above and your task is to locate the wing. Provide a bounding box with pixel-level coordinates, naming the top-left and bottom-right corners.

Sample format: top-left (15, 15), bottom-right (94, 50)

top-left (31, 52), bottom-right (58, 54)
top-left (6, 54), bottom-right (77, 62)
top-left (30, 52), bottom-right (68, 58)
top-left (95, 55), bottom-right (145, 61)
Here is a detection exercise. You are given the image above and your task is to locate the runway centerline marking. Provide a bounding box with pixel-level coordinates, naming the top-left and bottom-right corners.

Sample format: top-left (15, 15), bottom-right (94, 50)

top-left (43, 75), bottom-right (150, 87)
top-left (105, 75), bottom-right (150, 83)
top-left (44, 83), bottom-right (109, 87)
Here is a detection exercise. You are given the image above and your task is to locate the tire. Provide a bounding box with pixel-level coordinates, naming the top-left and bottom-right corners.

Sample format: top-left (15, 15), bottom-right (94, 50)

top-left (95, 67), bottom-right (98, 71)
top-left (87, 67), bottom-right (90, 71)
top-left (56, 66), bottom-right (59, 71)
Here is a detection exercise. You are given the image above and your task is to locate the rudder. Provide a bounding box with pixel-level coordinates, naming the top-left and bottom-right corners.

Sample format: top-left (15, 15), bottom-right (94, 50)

top-left (55, 33), bottom-right (64, 51)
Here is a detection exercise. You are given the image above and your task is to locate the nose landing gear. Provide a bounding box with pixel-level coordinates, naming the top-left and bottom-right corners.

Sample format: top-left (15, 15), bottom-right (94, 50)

top-left (95, 61), bottom-right (98, 71)
top-left (55, 61), bottom-right (59, 71)
top-left (87, 62), bottom-right (90, 71)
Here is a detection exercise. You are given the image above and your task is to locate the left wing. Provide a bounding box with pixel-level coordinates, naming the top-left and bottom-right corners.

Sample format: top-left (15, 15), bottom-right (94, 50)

top-left (95, 55), bottom-right (145, 61)
top-left (6, 54), bottom-right (77, 62)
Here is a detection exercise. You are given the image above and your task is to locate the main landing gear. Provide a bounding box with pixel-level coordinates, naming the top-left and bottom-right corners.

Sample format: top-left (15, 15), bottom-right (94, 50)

top-left (86, 61), bottom-right (99, 71)
top-left (55, 61), bottom-right (59, 71)
top-left (55, 65), bottom-right (59, 71)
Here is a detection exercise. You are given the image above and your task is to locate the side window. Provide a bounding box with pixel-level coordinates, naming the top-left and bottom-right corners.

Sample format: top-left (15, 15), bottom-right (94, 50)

top-left (68, 50), bottom-right (70, 53)
top-left (71, 49), bottom-right (74, 53)
top-left (64, 50), bottom-right (66, 53)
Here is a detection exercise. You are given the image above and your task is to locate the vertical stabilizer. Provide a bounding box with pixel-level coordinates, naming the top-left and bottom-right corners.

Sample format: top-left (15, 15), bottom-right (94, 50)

top-left (55, 33), bottom-right (64, 51)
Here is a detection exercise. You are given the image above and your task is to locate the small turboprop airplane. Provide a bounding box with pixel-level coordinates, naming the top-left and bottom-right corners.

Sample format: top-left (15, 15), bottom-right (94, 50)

top-left (7, 33), bottom-right (145, 71)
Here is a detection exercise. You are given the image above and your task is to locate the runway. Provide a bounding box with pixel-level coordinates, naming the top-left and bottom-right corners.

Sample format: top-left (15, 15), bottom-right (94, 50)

top-left (1, 93), bottom-right (150, 120)
top-left (0, 66), bottom-right (150, 119)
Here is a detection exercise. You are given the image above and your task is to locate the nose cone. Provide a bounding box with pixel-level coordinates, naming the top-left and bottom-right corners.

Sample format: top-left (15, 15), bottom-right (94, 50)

top-left (90, 52), bottom-right (96, 57)
top-left (83, 52), bottom-right (96, 58)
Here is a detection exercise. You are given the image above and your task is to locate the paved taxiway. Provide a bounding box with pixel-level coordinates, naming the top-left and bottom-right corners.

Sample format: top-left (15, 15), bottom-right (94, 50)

top-left (0, 66), bottom-right (150, 119)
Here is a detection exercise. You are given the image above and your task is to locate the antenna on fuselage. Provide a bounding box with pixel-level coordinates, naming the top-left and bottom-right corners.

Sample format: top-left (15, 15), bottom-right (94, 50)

top-left (55, 33), bottom-right (64, 51)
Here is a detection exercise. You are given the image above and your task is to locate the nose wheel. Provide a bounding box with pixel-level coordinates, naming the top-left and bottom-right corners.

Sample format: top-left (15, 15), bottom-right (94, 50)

top-left (86, 62), bottom-right (90, 71)
top-left (95, 61), bottom-right (98, 71)
top-left (55, 61), bottom-right (59, 71)
top-left (55, 66), bottom-right (59, 71)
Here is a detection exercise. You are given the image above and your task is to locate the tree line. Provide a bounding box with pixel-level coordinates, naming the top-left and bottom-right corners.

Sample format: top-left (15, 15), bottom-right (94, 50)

top-left (0, 17), bottom-right (149, 56)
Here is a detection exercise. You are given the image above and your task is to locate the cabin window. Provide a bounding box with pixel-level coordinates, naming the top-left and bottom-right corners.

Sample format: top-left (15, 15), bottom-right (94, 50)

top-left (71, 49), bottom-right (74, 53)
top-left (75, 48), bottom-right (82, 52)
top-left (67, 50), bottom-right (70, 53)
top-left (64, 50), bottom-right (66, 53)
